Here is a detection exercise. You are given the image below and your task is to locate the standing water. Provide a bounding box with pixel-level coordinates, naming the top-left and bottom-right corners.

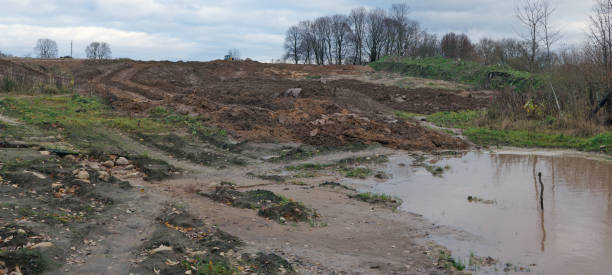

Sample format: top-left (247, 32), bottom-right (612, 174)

top-left (352, 151), bottom-right (612, 274)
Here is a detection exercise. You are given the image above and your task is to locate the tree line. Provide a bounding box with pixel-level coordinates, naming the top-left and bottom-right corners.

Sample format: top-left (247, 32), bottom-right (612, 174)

top-left (0, 38), bottom-right (112, 60)
top-left (281, 1), bottom-right (563, 73)
top-left (283, 3), bottom-right (440, 65)
top-left (282, 0), bottom-right (612, 124)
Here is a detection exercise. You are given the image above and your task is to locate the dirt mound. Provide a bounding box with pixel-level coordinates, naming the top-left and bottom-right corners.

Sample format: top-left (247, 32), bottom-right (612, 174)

top-left (2, 59), bottom-right (480, 151)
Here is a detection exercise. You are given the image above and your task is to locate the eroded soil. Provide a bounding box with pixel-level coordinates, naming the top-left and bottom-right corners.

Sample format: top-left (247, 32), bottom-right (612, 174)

top-left (0, 59), bottom-right (487, 274)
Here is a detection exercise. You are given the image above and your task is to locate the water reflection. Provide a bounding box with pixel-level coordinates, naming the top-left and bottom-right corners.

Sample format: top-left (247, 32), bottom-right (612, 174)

top-left (356, 151), bottom-right (612, 274)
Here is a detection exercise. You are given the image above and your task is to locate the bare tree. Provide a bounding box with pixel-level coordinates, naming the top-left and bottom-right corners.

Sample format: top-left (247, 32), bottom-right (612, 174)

top-left (417, 32), bottom-right (439, 57)
top-left (365, 8), bottom-right (387, 62)
top-left (477, 38), bottom-right (503, 65)
top-left (284, 26), bottom-right (302, 64)
top-left (589, 0), bottom-right (612, 75)
top-left (331, 14), bottom-right (352, 64)
top-left (312, 17), bottom-right (331, 65)
top-left (349, 7), bottom-right (367, 64)
top-left (85, 42), bottom-right (112, 60)
top-left (390, 2), bottom-right (410, 56)
top-left (516, 0), bottom-right (546, 72)
top-left (298, 21), bottom-right (314, 64)
top-left (34, 38), bottom-right (58, 59)
top-left (541, 1), bottom-right (561, 67)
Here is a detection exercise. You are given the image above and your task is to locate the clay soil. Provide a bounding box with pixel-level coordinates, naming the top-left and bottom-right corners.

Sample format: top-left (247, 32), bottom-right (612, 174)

top-left (1, 59), bottom-right (492, 151)
top-left (0, 58), bottom-right (489, 274)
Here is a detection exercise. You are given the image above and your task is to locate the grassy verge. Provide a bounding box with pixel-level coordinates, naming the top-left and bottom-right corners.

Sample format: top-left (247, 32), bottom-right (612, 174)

top-left (370, 56), bottom-right (544, 92)
top-left (418, 110), bottom-right (612, 153)
top-left (0, 95), bottom-right (230, 154)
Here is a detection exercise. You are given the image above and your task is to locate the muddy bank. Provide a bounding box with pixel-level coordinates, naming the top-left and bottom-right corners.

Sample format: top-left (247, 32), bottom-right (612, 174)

top-left (0, 59), bottom-right (481, 152)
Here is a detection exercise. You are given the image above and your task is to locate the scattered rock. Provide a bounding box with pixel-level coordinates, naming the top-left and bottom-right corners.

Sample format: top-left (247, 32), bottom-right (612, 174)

top-left (284, 88), bottom-right (302, 98)
top-left (310, 128), bottom-right (319, 137)
top-left (64, 154), bottom-right (77, 161)
top-left (39, 151), bottom-right (50, 156)
top-left (102, 160), bottom-right (114, 168)
top-left (124, 164), bottom-right (135, 170)
top-left (88, 163), bottom-right (101, 170)
top-left (98, 171), bottom-right (110, 182)
top-left (30, 242), bottom-right (53, 249)
top-left (25, 170), bottom-right (47, 179)
top-left (116, 157), bottom-right (129, 166)
top-left (77, 171), bottom-right (90, 180)
top-left (150, 245), bottom-right (173, 254)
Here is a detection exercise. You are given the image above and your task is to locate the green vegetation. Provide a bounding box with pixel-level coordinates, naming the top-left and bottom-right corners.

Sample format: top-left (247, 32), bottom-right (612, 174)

top-left (370, 56), bottom-right (544, 92)
top-left (394, 111), bottom-right (421, 120)
top-left (342, 167), bottom-right (373, 179)
top-left (427, 110), bottom-right (484, 128)
top-left (203, 186), bottom-right (320, 224)
top-left (189, 255), bottom-right (239, 275)
top-left (439, 251), bottom-right (466, 271)
top-left (319, 181), bottom-right (356, 191)
top-left (350, 192), bottom-right (402, 209)
top-left (285, 155), bottom-right (387, 179)
top-left (0, 95), bottom-right (231, 158)
top-left (421, 110), bottom-right (612, 154)
top-left (424, 164), bottom-right (450, 177)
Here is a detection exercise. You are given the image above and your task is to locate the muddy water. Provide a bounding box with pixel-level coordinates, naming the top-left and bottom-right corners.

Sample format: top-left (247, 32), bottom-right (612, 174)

top-left (352, 151), bottom-right (612, 274)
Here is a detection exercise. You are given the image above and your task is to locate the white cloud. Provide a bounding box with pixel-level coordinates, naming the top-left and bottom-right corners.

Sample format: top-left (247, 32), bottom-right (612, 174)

top-left (0, 24), bottom-right (197, 60)
top-left (0, 0), bottom-right (598, 61)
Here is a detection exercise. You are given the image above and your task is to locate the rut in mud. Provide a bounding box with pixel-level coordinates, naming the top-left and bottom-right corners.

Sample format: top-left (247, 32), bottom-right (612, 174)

top-left (0, 59), bottom-right (486, 151)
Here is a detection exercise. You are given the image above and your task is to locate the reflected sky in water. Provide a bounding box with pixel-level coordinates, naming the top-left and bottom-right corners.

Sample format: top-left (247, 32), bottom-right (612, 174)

top-left (352, 151), bottom-right (612, 274)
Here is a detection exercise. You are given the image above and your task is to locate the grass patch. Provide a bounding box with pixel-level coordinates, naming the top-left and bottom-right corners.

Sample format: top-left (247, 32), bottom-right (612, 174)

top-left (423, 164), bottom-right (450, 177)
top-left (242, 252), bottom-right (295, 274)
top-left (202, 186), bottom-right (320, 224)
top-left (419, 110), bottom-right (612, 154)
top-left (318, 181), bottom-right (355, 191)
top-left (0, 95), bottom-right (232, 154)
top-left (463, 128), bottom-right (607, 150)
top-left (427, 110), bottom-right (484, 129)
top-left (350, 192), bottom-right (402, 209)
top-left (370, 56), bottom-right (544, 92)
top-left (342, 167), bottom-right (373, 179)
top-left (394, 111), bottom-right (422, 120)
top-left (438, 251), bottom-right (466, 271)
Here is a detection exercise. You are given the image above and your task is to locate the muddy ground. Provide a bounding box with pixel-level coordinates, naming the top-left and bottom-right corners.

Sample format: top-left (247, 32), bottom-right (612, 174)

top-left (0, 59), bottom-right (488, 274)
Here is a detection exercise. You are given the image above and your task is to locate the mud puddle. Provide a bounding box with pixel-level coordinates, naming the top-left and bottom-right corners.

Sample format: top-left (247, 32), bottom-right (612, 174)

top-left (347, 151), bottom-right (612, 274)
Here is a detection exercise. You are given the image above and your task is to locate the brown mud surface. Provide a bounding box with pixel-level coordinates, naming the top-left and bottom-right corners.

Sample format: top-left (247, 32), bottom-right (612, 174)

top-left (0, 59), bottom-right (490, 151)
top-left (0, 58), bottom-right (489, 274)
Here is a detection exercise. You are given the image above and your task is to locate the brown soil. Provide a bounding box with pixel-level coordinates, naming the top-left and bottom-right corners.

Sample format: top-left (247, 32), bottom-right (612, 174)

top-left (0, 59), bottom-right (490, 151)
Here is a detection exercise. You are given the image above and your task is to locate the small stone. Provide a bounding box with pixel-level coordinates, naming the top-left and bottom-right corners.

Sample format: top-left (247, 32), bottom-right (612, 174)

top-left (102, 160), bottom-right (114, 168)
top-left (31, 242), bottom-right (53, 249)
top-left (98, 171), bottom-right (110, 182)
top-left (64, 155), bottom-right (77, 161)
top-left (39, 151), bottom-right (51, 156)
top-left (77, 171), bottom-right (90, 180)
top-left (116, 157), bottom-right (129, 166)
top-left (17, 229), bottom-right (26, 234)
top-left (89, 163), bottom-right (101, 170)
top-left (125, 164), bottom-right (135, 170)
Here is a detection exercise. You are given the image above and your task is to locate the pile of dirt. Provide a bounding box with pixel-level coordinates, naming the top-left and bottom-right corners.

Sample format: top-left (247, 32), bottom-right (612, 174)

top-left (0, 148), bottom-right (139, 273)
top-left (2, 59), bottom-right (484, 152)
top-left (204, 186), bottom-right (320, 223)
top-left (132, 204), bottom-right (294, 275)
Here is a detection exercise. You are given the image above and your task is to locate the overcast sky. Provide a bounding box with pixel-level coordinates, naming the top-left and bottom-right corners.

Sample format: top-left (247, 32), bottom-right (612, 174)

top-left (0, 0), bottom-right (596, 61)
